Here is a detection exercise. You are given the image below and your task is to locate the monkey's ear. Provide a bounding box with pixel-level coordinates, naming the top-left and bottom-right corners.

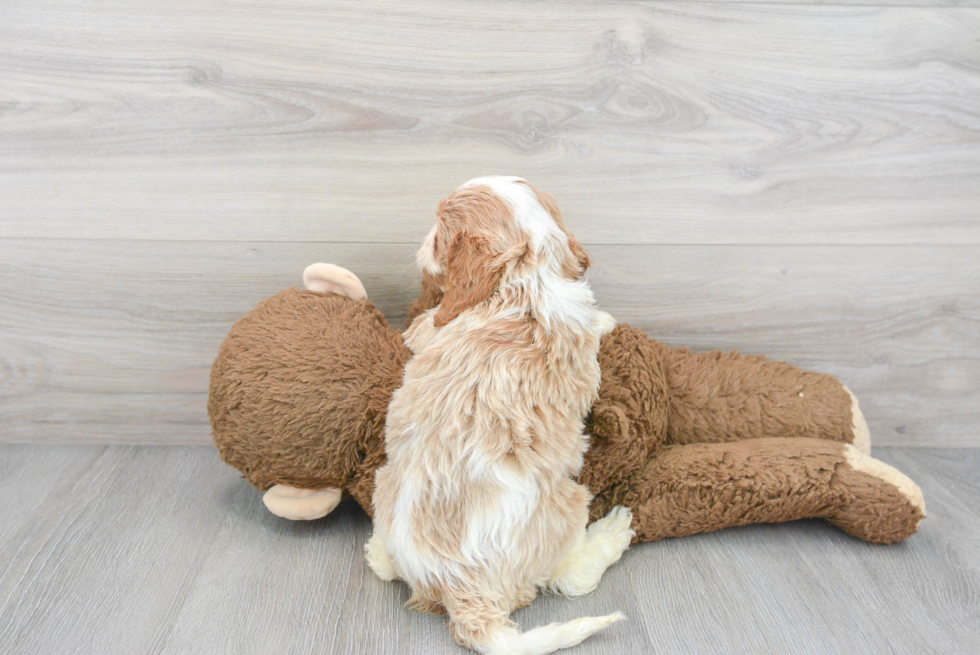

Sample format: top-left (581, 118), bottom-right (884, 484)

top-left (433, 234), bottom-right (505, 328)
top-left (303, 263), bottom-right (368, 300)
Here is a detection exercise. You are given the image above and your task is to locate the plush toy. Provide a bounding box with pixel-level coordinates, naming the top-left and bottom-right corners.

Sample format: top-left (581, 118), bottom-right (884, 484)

top-left (209, 264), bottom-right (925, 545)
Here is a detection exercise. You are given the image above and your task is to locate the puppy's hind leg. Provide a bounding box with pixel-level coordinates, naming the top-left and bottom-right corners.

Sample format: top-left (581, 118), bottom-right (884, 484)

top-left (593, 311), bottom-right (617, 337)
top-left (364, 533), bottom-right (400, 582)
top-left (547, 506), bottom-right (634, 598)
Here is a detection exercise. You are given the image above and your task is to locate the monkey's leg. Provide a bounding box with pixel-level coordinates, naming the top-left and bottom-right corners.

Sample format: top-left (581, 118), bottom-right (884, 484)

top-left (623, 438), bottom-right (924, 545)
top-left (658, 345), bottom-right (870, 454)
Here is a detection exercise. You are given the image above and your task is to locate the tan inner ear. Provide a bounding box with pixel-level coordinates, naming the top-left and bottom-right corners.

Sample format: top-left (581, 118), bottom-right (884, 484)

top-left (517, 181), bottom-right (591, 279)
top-left (433, 234), bottom-right (506, 327)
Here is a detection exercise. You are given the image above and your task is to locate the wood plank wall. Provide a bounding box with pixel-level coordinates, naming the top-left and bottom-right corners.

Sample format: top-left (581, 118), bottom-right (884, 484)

top-left (1, 1), bottom-right (978, 446)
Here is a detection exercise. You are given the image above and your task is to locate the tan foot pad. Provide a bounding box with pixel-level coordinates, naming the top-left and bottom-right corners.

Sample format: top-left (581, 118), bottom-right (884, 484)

top-left (263, 484), bottom-right (343, 520)
top-left (844, 445), bottom-right (926, 517)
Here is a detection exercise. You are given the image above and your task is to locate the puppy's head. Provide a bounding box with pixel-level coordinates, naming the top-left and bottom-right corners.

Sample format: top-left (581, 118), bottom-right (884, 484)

top-left (418, 176), bottom-right (590, 327)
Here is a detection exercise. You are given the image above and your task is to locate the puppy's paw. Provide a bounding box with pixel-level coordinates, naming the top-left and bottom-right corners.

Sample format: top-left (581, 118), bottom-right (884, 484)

top-left (365, 533), bottom-right (400, 581)
top-left (587, 506), bottom-right (635, 562)
top-left (546, 507), bottom-right (634, 598)
top-left (593, 311), bottom-right (617, 337)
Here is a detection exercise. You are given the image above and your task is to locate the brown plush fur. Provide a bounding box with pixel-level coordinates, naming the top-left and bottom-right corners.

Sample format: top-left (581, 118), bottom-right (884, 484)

top-left (655, 345), bottom-right (854, 445)
top-left (581, 325), bottom-right (669, 521)
top-left (210, 285), bottom-right (925, 545)
top-left (622, 439), bottom-right (923, 544)
top-left (209, 288), bottom-right (409, 511)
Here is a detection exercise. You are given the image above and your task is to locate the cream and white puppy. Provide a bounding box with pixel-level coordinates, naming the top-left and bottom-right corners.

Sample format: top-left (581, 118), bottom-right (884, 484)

top-left (367, 176), bottom-right (634, 655)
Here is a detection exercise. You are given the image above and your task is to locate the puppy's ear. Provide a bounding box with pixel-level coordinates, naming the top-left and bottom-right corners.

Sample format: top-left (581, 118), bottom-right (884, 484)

top-left (528, 185), bottom-right (591, 279)
top-left (563, 229), bottom-right (591, 279)
top-left (433, 233), bottom-right (506, 327)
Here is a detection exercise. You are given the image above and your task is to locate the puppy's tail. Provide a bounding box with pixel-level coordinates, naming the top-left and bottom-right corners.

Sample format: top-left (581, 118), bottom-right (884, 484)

top-left (478, 613), bottom-right (625, 655)
top-left (446, 590), bottom-right (624, 655)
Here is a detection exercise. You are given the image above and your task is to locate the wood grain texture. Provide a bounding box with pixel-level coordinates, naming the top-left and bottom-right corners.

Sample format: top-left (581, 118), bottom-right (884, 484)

top-left (0, 445), bottom-right (231, 654)
top-left (710, 0), bottom-right (980, 5)
top-left (1, 239), bottom-right (976, 446)
top-left (1, 1), bottom-right (978, 244)
top-left (0, 445), bottom-right (976, 654)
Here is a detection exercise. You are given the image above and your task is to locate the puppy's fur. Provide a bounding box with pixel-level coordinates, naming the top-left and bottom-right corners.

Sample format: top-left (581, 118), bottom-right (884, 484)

top-left (368, 177), bottom-right (633, 655)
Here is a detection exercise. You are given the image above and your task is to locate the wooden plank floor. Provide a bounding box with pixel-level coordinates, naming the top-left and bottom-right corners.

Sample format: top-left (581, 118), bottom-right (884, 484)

top-left (0, 444), bottom-right (977, 654)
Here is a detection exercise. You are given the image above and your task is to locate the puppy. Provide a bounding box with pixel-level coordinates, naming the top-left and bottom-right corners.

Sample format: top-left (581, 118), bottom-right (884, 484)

top-left (367, 176), bottom-right (633, 655)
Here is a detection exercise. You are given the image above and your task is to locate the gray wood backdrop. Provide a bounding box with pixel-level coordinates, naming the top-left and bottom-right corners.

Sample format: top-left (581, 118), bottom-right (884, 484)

top-left (1, 0), bottom-right (978, 447)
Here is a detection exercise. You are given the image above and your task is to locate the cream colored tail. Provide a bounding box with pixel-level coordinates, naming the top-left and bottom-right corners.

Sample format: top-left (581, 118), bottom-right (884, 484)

top-left (477, 612), bottom-right (624, 655)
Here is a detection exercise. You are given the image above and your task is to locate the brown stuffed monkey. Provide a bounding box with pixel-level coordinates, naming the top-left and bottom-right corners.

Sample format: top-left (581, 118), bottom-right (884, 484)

top-left (209, 265), bottom-right (925, 545)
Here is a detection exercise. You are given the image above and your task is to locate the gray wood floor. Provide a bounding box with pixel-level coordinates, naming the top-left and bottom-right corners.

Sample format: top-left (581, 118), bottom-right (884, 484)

top-left (0, 444), bottom-right (977, 655)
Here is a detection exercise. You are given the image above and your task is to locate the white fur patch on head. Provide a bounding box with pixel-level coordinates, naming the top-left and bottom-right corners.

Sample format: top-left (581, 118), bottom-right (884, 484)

top-left (460, 176), bottom-right (563, 252)
top-left (452, 176), bottom-right (595, 330)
